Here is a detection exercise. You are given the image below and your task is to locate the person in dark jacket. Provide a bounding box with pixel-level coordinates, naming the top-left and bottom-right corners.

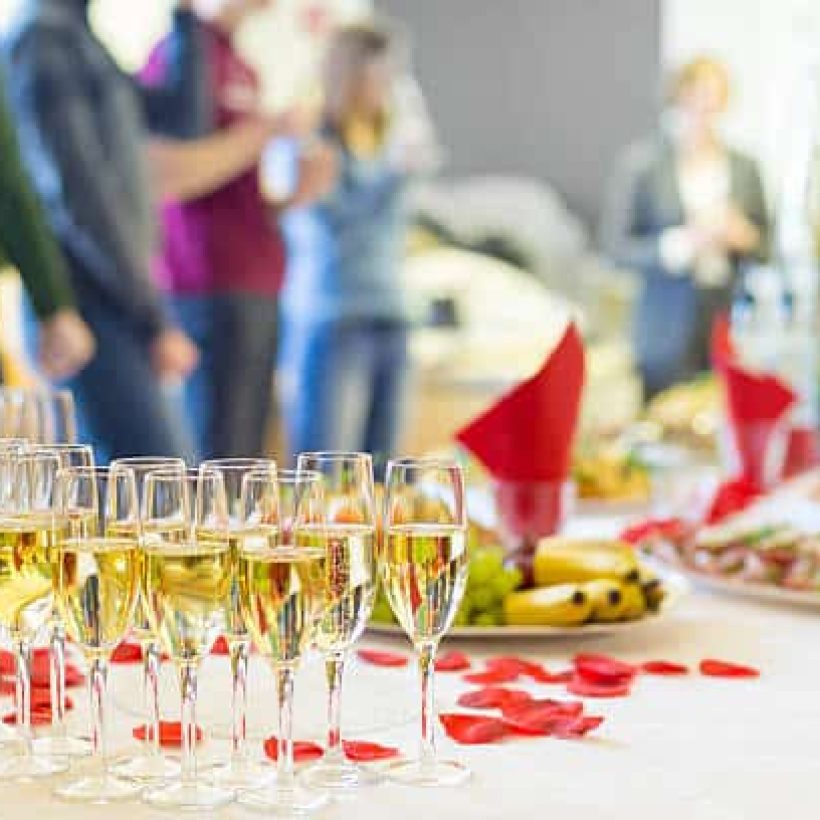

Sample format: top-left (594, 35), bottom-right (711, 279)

top-left (600, 56), bottom-right (768, 398)
top-left (4, 0), bottom-right (284, 460)
top-left (0, 70), bottom-right (93, 382)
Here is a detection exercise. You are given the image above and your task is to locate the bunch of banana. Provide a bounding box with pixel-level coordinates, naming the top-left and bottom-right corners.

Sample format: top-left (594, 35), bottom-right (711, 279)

top-left (503, 538), bottom-right (666, 627)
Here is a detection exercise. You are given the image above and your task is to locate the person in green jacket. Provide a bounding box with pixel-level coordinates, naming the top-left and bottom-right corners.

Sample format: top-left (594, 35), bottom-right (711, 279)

top-left (0, 76), bottom-right (94, 382)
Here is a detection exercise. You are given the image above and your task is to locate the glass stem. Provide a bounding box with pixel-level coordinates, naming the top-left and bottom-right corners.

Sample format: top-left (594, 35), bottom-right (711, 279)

top-left (89, 656), bottom-right (109, 780)
top-left (50, 622), bottom-right (67, 738)
top-left (142, 640), bottom-right (161, 756)
top-left (16, 637), bottom-right (33, 755)
top-left (276, 665), bottom-right (296, 792)
top-left (324, 652), bottom-right (345, 763)
top-left (229, 639), bottom-right (249, 765)
top-left (418, 641), bottom-right (438, 771)
top-left (179, 662), bottom-right (199, 789)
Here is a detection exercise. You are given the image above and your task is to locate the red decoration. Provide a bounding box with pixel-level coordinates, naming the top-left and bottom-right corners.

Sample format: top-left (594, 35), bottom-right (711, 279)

top-left (210, 636), bottom-right (230, 656)
top-left (133, 721), bottom-right (203, 747)
top-left (356, 649), bottom-right (409, 668)
top-left (699, 659), bottom-right (760, 679)
top-left (111, 641), bottom-right (143, 664)
top-left (462, 667), bottom-right (521, 685)
top-left (641, 661), bottom-right (689, 676)
top-left (342, 740), bottom-right (400, 762)
top-left (457, 687), bottom-right (533, 710)
top-left (705, 477), bottom-right (762, 524)
top-left (573, 654), bottom-right (638, 686)
top-left (566, 675), bottom-right (632, 699)
top-left (435, 651), bottom-right (471, 673)
top-left (439, 713), bottom-right (508, 745)
top-left (264, 737), bottom-right (324, 763)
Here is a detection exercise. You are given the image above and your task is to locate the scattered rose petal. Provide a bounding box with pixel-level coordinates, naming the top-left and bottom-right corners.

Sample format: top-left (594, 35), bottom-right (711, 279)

top-left (111, 641), bottom-right (143, 664)
top-left (356, 649), bottom-right (409, 668)
top-left (642, 661), bottom-right (689, 676)
top-left (210, 636), bottom-right (230, 656)
top-left (486, 656), bottom-right (545, 677)
top-left (457, 687), bottom-right (533, 710)
top-left (439, 713), bottom-right (508, 745)
top-left (264, 737), bottom-right (324, 763)
top-left (462, 667), bottom-right (520, 685)
top-left (699, 659), bottom-right (760, 679)
top-left (133, 721), bottom-right (203, 747)
top-left (500, 698), bottom-right (584, 722)
top-left (501, 699), bottom-right (585, 735)
top-left (567, 675), bottom-right (632, 699)
top-left (551, 715), bottom-right (605, 739)
top-left (435, 651), bottom-right (471, 673)
top-left (528, 668), bottom-right (574, 684)
top-left (573, 654), bottom-right (637, 685)
top-left (343, 740), bottom-right (400, 762)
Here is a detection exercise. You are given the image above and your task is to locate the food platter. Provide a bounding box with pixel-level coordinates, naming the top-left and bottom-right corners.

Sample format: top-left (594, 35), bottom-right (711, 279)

top-left (368, 564), bottom-right (689, 640)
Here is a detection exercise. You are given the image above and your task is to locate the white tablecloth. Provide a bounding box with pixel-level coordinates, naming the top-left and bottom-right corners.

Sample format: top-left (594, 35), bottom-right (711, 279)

top-left (3, 586), bottom-right (817, 820)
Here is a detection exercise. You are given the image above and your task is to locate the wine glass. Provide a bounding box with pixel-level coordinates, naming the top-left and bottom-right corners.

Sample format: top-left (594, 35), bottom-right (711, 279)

top-left (0, 450), bottom-right (69, 778)
top-left (0, 389), bottom-right (25, 439)
top-left (141, 469), bottom-right (234, 811)
top-left (33, 388), bottom-right (77, 444)
top-left (297, 452), bottom-right (379, 793)
top-left (237, 468), bottom-right (329, 815)
top-left (53, 466), bottom-right (142, 802)
top-left (381, 457), bottom-right (470, 786)
top-left (29, 445), bottom-right (94, 759)
top-left (108, 456), bottom-right (185, 783)
top-left (201, 458), bottom-right (278, 790)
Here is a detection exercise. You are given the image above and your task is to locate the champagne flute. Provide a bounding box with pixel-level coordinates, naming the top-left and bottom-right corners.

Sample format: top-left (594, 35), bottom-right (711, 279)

top-left (0, 450), bottom-right (69, 778)
top-left (237, 468), bottom-right (328, 815)
top-left (30, 445), bottom-right (95, 759)
top-left (142, 468), bottom-right (234, 810)
top-left (0, 389), bottom-right (25, 439)
top-left (381, 458), bottom-right (470, 786)
top-left (202, 458), bottom-right (278, 790)
top-left (109, 456), bottom-right (185, 782)
top-left (53, 466), bottom-right (142, 802)
top-left (33, 388), bottom-right (78, 444)
top-left (297, 452), bottom-right (379, 793)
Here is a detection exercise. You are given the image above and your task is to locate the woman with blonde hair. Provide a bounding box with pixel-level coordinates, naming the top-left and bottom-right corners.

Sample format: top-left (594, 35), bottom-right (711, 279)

top-left (279, 23), bottom-right (424, 467)
top-left (600, 56), bottom-right (769, 397)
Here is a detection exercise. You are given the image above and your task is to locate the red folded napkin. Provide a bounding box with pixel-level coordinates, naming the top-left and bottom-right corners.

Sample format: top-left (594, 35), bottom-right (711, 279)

top-left (133, 721), bottom-right (203, 747)
top-left (111, 641), bottom-right (143, 664)
top-left (456, 323), bottom-right (585, 482)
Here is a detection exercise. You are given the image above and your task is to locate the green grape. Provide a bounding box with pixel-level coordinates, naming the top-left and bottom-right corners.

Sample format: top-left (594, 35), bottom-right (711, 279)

top-left (453, 607), bottom-right (470, 627)
top-left (473, 609), bottom-right (502, 627)
top-left (489, 566), bottom-right (523, 600)
top-left (469, 585), bottom-right (496, 612)
top-left (370, 595), bottom-right (396, 625)
top-left (468, 548), bottom-right (504, 586)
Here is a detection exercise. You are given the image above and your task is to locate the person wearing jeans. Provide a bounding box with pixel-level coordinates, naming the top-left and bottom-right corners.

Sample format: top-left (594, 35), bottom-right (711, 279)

top-left (280, 24), bottom-right (422, 467)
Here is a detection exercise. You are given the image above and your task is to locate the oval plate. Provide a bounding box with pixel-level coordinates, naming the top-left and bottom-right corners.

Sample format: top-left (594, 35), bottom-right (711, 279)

top-left (368, 564), bottom-right (689, 640)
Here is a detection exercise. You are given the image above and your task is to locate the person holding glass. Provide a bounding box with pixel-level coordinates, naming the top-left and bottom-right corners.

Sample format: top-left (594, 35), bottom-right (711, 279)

top-left (142, 0), bottom-right (337, 462)
top-left (279, 24), bottom-right (429, 469)
top-left (600, 56), bottom-right (769, 398)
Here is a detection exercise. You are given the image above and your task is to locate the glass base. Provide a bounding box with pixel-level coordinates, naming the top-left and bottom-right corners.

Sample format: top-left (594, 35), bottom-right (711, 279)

top-left (110, 752), bottom-right (180, 782)
top-left (33, 734), bottom-right (92, 758)
top-left (301, 758), bottom-right (382, 792)
top-left (55, 774), bottom-right (142, 803)
top-left (144, 781), bottom-right (235, 811)
top-left (239, 783), bottom-right (328, 816)
top-left (385, 758), bottom-right (471, 787)
top-left (208, 757), bottom-right (276, 790)
top-left (0, 751), bottom-right (68, 780)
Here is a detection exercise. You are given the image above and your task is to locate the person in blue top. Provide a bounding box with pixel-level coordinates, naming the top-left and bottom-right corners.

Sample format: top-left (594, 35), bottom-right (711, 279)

top-left (279, 23), bottom-right (416, 466)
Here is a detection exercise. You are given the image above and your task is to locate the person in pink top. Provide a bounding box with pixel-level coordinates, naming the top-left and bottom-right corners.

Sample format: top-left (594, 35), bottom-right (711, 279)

top-left (143, 0), bottom-right (335, 460)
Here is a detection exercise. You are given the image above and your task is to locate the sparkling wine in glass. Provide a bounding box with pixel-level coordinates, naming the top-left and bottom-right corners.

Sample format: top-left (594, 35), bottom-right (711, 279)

top-left (297, 451), bottom-right (379, 793)
top-left (54, 466), bottom-right (142, 802)
top-left (381, 457), bottom-right (470, 786)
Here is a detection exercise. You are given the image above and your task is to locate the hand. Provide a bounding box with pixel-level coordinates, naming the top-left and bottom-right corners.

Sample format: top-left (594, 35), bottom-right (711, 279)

top-left (291, 141), bottom-right (338, 207)
top-left (151, 327), bottom-right (199, 382)
top-left (38, 309), bottom-right (95, 381)
top-left (269, 104), bottom-right (319, 140)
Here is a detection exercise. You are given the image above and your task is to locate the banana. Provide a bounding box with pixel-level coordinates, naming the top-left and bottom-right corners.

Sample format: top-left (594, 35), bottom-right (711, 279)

top-left (619, 582), bottom-right (647, 620)
top-left (637, 564), bottom-right (666, 611)
top-left (582, 579), bottom-right (625, 622)
top-left (533, 538), bottom-right (640, 586)
top-left (503, 584), bottom-right (593, 627)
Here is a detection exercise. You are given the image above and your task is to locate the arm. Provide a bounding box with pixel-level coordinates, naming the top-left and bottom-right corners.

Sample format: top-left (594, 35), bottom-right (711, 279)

top-left (9, 30), bottom-right (167, 339)
top-left (136, 6), bottom-right (210, 138)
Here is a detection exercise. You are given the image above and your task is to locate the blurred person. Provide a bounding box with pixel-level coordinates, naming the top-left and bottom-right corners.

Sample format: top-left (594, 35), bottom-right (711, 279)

top-left (4, 0), bottom-right (289, 460)
top-left (279, 23), bottom-right (426, 468)
top-left (0, 71), bottom-right (94, 382)
top-left (600, 56), bottom-right (768, 398)
top-left (142, 0), bottom-right (337, 461)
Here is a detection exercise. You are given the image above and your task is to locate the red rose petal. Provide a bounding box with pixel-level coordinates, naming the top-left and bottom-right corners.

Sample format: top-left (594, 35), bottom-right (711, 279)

top-left (642, 660), bottom-right (689, 676)
top-left (264, 736), bottom-right (324, 763)
top-left (699, 659), bottom-right (760, 679)
top-left (111, 641), bottom-right (143, 664)
top-left (457, 686), bottom-right (533, 710)
top-left (343, 740), bottom-right (400, 762)
top-left (501, 699), bottom-right (586, 736)
top-left (552, 715), bottom-right (605, 739)
top-left (486, 656), bottom-right (545, 677)
top-left (210, 636), bottom-right (230, 656)
top-left (567, 674), bottom-right (632, 699)
top-left (356, 649), bottom-right (409, 668)
top-left (528, 668), bottom-right (574, 684)
top-left (462, 668), bottom-right (520, 685)
top-left (435, 651), bottom-right (471, 673)
top-left (133, 721), bottom-right (203, 748)
top-left (500, 698), bottom-right (584, 721)
top-left (439, 713), bottom-right (508, 745)
top-left (573, 654), bottom-right (637, 685)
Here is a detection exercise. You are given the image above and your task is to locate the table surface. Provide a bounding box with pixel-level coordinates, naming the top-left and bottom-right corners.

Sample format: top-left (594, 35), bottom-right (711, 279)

top-left (3, 521), bottom-right (818, 820)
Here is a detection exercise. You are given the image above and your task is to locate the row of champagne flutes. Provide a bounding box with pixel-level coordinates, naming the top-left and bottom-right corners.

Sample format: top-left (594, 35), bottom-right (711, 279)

top-left (0, 439), bottom-right (470, 813)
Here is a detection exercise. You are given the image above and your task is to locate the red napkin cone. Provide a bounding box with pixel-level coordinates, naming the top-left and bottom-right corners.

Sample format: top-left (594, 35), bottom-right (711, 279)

top-left (456, 323), bottom-right (585, 482)
top-left (133, 721), bottom-right (204, 747)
